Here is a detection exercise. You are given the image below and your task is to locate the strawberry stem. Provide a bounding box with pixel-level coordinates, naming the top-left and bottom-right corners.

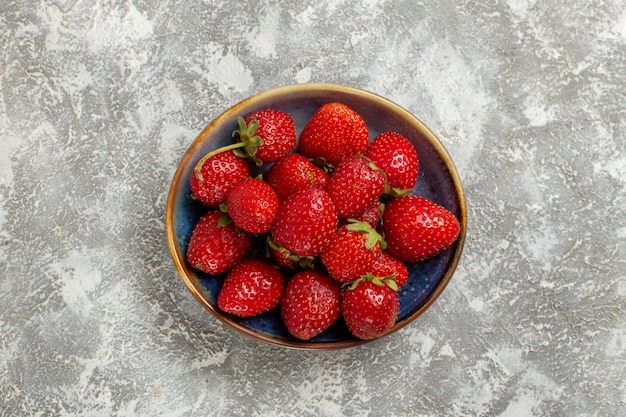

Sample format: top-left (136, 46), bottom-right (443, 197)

top-left (193, 116), bottom-right (265, 180)
top-left (193, 141), bottom-right (248, 181)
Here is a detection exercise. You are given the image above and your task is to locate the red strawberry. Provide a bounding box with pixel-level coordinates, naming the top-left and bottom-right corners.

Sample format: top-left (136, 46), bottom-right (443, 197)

top-left (232, 109), bottom-right (297, 165)
top-left (351, 200), bottom-right (384, 229)
top-left (281, 270), bottom-right (342, 340)
top-left (266, 153), bottom-right (330, 201)
top-left (382, 196), bottom-right (460, 262)
top-left (369, 251), bottom-right (409, 288)
top-left (327, 154), bottom-right (386, 218)
top-left (224, 177), bottom-right (279, 234)
top-left (320, 221), bottom-right (384, 283)
top-left (271, 188), bottom-right (338, 257)
top-left (217, 258), bottom-right (285, 317)
top-left (342, 277), bottom-right (399, 340)
top-left (186, 211), bottom-right (254, 275)
top-left (190, 150), bottom-right (250, 207)
top-left (299, 102), bottom-right (369, 167)
top-left (365, 132), bottom-right (419, 196)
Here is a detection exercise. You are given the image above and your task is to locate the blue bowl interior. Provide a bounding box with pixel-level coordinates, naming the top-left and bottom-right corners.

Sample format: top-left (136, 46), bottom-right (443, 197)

top-left (168, 85), bottom-right (465, 348)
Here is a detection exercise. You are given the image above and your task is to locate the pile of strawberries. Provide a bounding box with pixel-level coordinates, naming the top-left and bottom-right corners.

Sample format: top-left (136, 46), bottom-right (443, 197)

top-left (185, 102), bottom-right (460, 341)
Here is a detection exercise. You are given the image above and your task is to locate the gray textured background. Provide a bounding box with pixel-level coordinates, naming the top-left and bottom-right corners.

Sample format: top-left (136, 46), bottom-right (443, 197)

top-left (1, 0), bottom-right (625, 416)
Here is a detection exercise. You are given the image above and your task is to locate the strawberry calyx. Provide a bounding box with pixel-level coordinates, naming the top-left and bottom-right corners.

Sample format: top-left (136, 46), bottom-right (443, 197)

top-left (345, 219), bottom-right (387, 250)
top-left (217, 212), bottom-right (233, 227)
top-left (232, 116), bottom-right (265, 166)
top-left (267, 237), bottom-right (315, 270)
top-left (193, 116), bottom-right (265, 181)
top-left (346, 273), bottom-right (398, 292)
top-left (217, 203), bottom-right (235, 227)
top-left (216, 207), bottom-right (250, 235)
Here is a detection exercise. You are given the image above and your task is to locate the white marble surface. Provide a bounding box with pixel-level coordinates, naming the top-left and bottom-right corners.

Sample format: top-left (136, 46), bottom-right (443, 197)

top-left (1, 0), bottom-right (625, 416)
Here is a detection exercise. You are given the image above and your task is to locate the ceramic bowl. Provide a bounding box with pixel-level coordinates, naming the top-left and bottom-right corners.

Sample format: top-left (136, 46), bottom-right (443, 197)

top-left (166, 83), bottom-right (466, 349)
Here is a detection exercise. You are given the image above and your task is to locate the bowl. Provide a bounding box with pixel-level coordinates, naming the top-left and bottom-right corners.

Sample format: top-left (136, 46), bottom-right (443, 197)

top-left (165, 83), bottom-right (466, 349)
